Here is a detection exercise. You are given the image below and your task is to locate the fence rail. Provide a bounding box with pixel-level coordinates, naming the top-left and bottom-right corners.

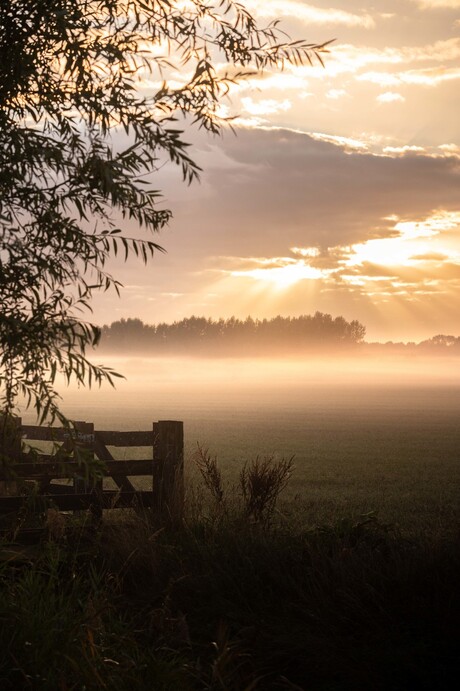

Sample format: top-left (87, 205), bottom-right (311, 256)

top-left (0, 418), bottom-right (184, 525)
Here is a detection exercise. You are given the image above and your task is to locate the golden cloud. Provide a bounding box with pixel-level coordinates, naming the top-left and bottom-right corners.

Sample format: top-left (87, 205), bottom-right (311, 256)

top-left (359, 66), bottom-right (460, 87)
top-left (377, 92), bottom-right (405, 103)
top-left (212, 209), bottom-right (460, 301)
top-left (241, 97), bottom-right (292, 116)
top-left (411, 1), bottom-right (460, 8)
top-left (410, 252), bottom-right (450, 261)
top-left (245, 1), bottom-right (375, 28)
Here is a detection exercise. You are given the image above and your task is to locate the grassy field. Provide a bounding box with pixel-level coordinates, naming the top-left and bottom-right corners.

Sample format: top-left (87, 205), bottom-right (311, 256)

top-left (5, 364), bottom-right (460, 689)
top-left (21, 356), bottom-right (460, 539)
top-left (180, 386), bottom-right (460, 537)
top-left (22, 393), bottom-right (460, 537)
top-left (5, 357), bottom-right (460, 688)
top-left (1, 492), bottom-right (459, 690)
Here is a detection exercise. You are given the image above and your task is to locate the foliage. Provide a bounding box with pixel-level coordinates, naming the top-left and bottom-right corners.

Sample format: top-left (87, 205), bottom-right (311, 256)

top-left (192, 444), bottom-right (225, 506)
top-left (239, 455), bottom-right (293, 524)
top-left (2, 505), bottom-right (459, 690)
top-left (0, 0), bottom-right (330, 423)
top-left (192, 444), bottom-right (293, 525)
top-left (0, 539), bottom-right (191, 690)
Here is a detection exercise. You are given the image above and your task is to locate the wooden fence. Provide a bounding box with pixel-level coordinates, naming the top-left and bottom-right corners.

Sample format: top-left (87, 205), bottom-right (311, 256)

top-left (0, 419), bottom-right (184, 524)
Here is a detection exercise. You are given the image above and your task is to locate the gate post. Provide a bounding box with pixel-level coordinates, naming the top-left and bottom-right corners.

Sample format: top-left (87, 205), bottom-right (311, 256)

top-left (72, 421), bottom-right (100, 520)
top-left (153, 420), bottom-right (184, 526)
top-left (0, 414), bottom-right (22, 496)
top-left (70, 422), bottom-right (91, 492)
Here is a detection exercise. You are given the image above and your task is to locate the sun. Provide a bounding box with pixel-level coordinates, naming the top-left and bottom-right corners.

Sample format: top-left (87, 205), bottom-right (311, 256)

top-left (231, 262), bottom-right (325, 289)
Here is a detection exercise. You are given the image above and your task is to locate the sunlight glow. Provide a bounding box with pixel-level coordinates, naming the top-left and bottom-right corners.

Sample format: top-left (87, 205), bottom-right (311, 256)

top-left (224, 212), bottom-right (460, 303)
top-left (231, 262), bottom-right (326, 288)
top-left (344, 213), bottom-right (460, 270)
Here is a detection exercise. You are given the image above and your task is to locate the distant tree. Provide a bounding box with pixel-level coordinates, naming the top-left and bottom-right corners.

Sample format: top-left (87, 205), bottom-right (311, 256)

top-left (418, 335), bottom-right (460, 350)
top-left (100, 313), bottom-right (366, 353)
top-left (348, 319), bottom-right (367, 344)
top-left (0, 1), bottom-right (329, 424)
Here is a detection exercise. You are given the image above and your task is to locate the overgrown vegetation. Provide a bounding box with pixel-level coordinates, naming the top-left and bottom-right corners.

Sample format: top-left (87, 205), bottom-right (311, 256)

top-left (1, 455), bottom-right (458, 690)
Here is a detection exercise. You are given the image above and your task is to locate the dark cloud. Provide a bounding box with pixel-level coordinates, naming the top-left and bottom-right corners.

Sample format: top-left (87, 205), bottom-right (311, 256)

top-left (334, 259), bottom-right (460, 291)
top-left (336, 262), bottom-right (399, 279)
top-left (90, 124), bottom-right (460, 340)
top-left (164, 126), bottom-right (460, 259)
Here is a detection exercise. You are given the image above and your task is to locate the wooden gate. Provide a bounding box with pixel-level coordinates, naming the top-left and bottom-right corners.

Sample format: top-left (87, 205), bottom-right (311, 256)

top-left (0, 419), bottom-right (184, 524)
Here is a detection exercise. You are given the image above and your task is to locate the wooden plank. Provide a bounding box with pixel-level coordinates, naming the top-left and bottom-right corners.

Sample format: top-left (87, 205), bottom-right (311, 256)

top-left (94, 436), bottom-right (136, 492)
top-left (0, 491), bottom-right (155, 513)
top-left (0, 459), bottom-right (155, 480)
top-left (21, 425), bottom-right (68, 442)
top-left (95, 430), bottom-right (152, 447)
top-left (21, 428), bottom-right (152, 446)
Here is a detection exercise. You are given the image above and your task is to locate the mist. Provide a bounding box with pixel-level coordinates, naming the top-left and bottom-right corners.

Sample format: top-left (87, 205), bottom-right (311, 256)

top-left (20, 351), bottom-right (458, 425)
top-left (16, 352), bottom-right (457, 478)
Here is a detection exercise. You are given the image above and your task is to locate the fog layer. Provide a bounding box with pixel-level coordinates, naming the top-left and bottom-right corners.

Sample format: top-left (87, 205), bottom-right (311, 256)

top-left (19, 353), bottom-right (459, 429)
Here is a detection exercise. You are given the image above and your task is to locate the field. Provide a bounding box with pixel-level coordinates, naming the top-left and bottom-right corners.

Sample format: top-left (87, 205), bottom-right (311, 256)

top-left (5, 355), bottom-right (460, 689)
top-left (20, 355), bottom-right (460, 538)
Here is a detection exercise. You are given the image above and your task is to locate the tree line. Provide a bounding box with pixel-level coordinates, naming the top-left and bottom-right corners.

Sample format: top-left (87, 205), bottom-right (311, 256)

top-left (99, 315), bottom-right (460, 355)
top-left (367, 334), bottom-right (460, 353)
top-left (100, 313), bottom-right (367, 354)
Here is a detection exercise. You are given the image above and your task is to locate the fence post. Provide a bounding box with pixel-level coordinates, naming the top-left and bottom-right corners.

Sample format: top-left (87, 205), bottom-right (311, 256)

top-left (0, 414), bottom-right (22, 496)
top-left (72, 421), bottom-right (101, 520)
top-left (153, 420), bottom-right (184, 526)
top-left (71, 422), bottom-right (91, 492)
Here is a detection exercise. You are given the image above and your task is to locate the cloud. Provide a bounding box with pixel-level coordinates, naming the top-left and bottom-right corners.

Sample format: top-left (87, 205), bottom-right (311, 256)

top-left (410, 252), bottom-right (450, 261)
top-left (163, 127), bottom-right (460, 259)
top-left (245, 1), bottom-right (375, 28)
top-left (291, 247), bottom-right (321, 258)
top-left (439, 143), bottom-right (460, 154)
top-left (241, 97), bottom-right (292, 116)
top-left (326, 89), bottom-right (348, 99)
top-left (308, 132), bottom-right (369, 152)
top-left (375, 38), bottom-right (460, 65)
top-left (91, 127), bottom-right (460, 340)
top-left (377, 92), bottom-right (405, 103)
top-left (383, 145), bottom-right (426, 154)
top-left (230, 260), bottom-right (327, 286)
top-left (207, 209), bottom-right (460, 304)
top-left (410, 1), bottom-right (460, 8)
top-left (235, 72), bottom-right (308, 93)
top-left (280, 38), bottom-right (460, 83)
top-left (359, 66), bottom-right (460, 87)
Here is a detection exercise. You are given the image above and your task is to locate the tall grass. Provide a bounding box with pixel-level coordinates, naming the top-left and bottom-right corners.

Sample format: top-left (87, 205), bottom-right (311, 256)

top-left (0, 452), bottom-right (459, 689)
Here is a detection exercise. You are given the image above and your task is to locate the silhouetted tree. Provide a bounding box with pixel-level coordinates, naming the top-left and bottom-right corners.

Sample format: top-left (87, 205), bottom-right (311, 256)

top-left (101, 312), bottom-right (367, 353)
top-left (0, 1), bottom-right (329, 422)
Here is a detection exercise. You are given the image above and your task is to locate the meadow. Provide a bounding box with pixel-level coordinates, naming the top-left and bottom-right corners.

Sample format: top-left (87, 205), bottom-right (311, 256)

top-left (25, 354), bottom-right (460, 538)
top-left (2, 355), bottom-right (460, 689)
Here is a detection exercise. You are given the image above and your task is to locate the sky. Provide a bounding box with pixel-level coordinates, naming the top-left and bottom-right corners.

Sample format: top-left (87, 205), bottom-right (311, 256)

top-left (92, 0), bottom-right (460, 342)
